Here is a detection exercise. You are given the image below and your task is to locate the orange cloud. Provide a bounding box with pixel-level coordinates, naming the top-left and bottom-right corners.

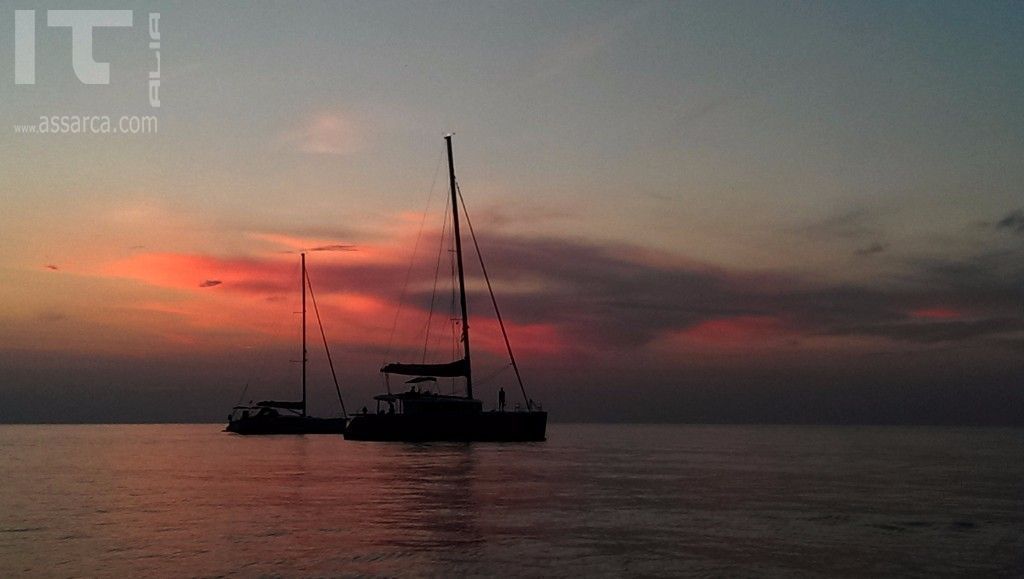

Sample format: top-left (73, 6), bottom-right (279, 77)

top-left (86, 247), bottom-right (463, 355)
top-left (100, 252), bottom-right (291, 292)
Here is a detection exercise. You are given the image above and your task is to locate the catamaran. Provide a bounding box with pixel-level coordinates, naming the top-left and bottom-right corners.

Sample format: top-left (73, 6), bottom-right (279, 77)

top-left (226, 253), bottom-right (348, 435)
top-left (345, 135), bottom-right (548, 441)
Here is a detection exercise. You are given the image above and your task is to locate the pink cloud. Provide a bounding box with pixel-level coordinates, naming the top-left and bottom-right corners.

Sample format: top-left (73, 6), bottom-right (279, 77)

top-left (910, 308), bottom-right (962, 320)
top-left (682, 315), bottom-right (788, 345)
top-left (283, 113), bottom-right (363, 156)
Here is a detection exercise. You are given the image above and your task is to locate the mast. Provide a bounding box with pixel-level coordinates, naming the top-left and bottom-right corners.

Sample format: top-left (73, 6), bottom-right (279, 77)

top-left (301, 252), bottom-right (307, 416)
top-left (446, 134), bottom-right (473, 400)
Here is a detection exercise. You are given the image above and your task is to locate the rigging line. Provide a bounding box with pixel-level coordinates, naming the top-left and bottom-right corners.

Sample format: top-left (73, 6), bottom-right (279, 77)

top-left (456, 182), bottom-right (533, 409)
top-left (305, 270), bottom-right (348, 418)
top-left (234, 382), bottom-right (250, 407)
top-left (422, 196), bottom-right (451, 363)
top-left (384, 150), bottom-right (445, 361)
top-left (475, 363), bottom-right (513, 388)
top-left (233, 260), bottom-right (297, 404)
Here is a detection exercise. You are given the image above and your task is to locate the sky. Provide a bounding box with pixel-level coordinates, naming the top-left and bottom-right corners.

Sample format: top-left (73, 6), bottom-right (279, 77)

top-left (0, 1), bottom-right (1022, 424)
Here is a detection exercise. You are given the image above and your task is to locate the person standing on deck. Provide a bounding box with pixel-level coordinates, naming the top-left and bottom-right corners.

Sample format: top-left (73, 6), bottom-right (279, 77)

top-left (498, 387), bottom-right (506, 412)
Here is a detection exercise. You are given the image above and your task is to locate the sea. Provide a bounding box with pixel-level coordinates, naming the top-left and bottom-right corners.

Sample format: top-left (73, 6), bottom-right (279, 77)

top-left (0, 424), bottom-right (1020, 577)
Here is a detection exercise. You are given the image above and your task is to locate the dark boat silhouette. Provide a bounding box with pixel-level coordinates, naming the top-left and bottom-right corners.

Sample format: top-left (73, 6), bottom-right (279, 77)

top-left (345, 135), bottom-right (548, 442)
top-left (226, 253), bottom-right (348, 435)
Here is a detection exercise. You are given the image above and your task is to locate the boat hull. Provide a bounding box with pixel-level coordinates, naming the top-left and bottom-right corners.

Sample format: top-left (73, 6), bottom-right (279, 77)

top-left (344, 411), bottom-right (547, 442)
top-left (225, 416), bottom-right (347, 435)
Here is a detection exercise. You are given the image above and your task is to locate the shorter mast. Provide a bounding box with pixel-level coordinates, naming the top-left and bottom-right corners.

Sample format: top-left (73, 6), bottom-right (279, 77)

top-left (301, 252), bottom-right (307, 417)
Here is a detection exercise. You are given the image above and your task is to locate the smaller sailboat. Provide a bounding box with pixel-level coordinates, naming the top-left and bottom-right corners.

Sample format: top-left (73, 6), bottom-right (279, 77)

top-left (226, 253), bottom-right (348, 435)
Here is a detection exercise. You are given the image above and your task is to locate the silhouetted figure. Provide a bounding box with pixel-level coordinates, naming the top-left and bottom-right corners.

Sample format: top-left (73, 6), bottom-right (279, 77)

top-left (388, 401), bottom-right (395, 414)
top-left (362, 406), bottom-right (368, 415)
top-left (498, 387), bottom-right (506, 412)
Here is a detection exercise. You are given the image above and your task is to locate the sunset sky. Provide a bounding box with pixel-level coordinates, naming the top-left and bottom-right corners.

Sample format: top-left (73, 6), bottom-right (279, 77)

top-left (1, 1), bottom-right (1022, 423)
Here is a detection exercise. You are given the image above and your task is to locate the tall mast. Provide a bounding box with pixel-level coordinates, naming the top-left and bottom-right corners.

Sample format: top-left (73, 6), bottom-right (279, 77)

top-left (301, 252), bottom-right (307, 416)
top-left (446, 134), bottom-right (473, 400)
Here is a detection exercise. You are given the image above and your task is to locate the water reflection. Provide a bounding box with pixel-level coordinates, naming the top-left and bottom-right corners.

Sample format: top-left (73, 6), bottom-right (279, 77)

top-left (0, 425), bottom-right (1021, 576)
top-left (357, 444), bottom-right (484, 552)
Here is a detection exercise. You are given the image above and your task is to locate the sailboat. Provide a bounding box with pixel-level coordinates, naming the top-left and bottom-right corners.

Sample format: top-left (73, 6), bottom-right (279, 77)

top-left (225, 253), bottom-right (348, 435)
top-left (344, 135), bottom-right (548, 442)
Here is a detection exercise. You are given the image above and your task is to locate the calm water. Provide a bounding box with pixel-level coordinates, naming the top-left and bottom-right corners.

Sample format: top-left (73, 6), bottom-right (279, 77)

top-left (0, 424), bottom-right (1020, 577)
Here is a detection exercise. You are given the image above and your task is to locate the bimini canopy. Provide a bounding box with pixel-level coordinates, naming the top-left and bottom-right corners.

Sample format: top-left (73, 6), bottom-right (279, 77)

top-left (256, 400), bottom-right (304, 410)
top-left (380, 359), bottom-right (468, 378)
